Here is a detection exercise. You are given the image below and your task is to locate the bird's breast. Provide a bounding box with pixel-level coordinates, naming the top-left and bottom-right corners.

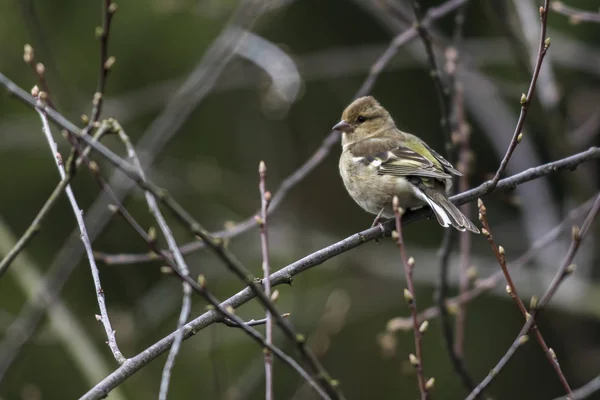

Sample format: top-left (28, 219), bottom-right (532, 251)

top-left (339, 151), bottom-right (423, 217)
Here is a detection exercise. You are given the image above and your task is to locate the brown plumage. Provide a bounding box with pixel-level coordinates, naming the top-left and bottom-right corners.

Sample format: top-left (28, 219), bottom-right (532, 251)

top-left (333, 96), bottom-right (479, 233)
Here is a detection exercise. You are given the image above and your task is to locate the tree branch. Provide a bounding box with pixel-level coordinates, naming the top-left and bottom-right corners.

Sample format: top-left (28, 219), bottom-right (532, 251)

top-left (258, 160), bottom-right (274, 400)
top-left (88, 0), bottom-right (116, 126)
top-left (488, 1), bottom-right (551, 187)
top-left (467, 192), bottom-right (600, 400)
top-left (411, 0), bottom-right (453, 152)
top-left (551, 1), bottom-right (600, 23)
top-left (76, 147), bottom-right (600, 396)
top-left (0, 123), bottom-right (110, 278)
top-left (393, 198), bottom-right (429, 399)
top-left (478, 199), bottom-right (572, 396)
top-left (34, 99), bottom-right (126, 364)
top-left (387, 194), bottom-right (596, 331)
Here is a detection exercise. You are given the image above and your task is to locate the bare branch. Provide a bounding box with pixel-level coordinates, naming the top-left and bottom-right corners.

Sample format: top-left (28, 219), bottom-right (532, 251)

top-left (110, 121), bottom-right (193, 400)
top-left (356, 0), bottom-right (467, 98)
top-left (4, 54), bottom-right (340, 400)
top-left (411, 0), bottom-right (453, 152)
top-left (554, 375), bottom-right (600, 400)
top-left (88, 0), bottom-right (116, 125)
top-left (0, 124), bottom-right (111, 278)
top-left (82, 269), bottom-right (331, 400)
top-left (73, 157), bottom-right (600, 396)
top-left (258, 160), bottom-right (274, 400)
top-left (488, 1), bottom-right (551, 187)
top-left (34, 100), bottom-right (126, 364)
top-left (467, 192), bottom-right (600, 400)
top-left (0, 0), bottom-right (270, 376)
top-left (452, 86), bottom-right (477, 393)
top-left (23, 44), bottom-right (56, 109)
top-left (551, 1), bottom-right (600, 23)
top-left (478, 199), bottom-right (572, 396)
top-left (387, 194), bottom-right (596, 331)
top-left (392, 197), bottom-right (429, 399)
top-left (221, 313), bottom-right (290, 328)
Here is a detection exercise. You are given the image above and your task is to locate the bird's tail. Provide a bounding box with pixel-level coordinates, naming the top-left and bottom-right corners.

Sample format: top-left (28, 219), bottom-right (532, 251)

top-left (416, 187), bottom-right (480, 234)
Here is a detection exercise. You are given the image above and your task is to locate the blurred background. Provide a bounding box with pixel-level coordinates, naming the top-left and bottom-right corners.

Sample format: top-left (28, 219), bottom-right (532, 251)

top-left (0, 0), bottom-right (599, 399)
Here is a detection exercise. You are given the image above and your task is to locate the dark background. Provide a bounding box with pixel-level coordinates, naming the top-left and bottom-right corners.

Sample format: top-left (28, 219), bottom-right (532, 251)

top-left (0, 0), bottom-right (599, 399)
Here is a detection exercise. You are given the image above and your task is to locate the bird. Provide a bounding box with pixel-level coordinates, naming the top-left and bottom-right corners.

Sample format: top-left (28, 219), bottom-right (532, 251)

top-left (333, 96), bottom-right (479, 233)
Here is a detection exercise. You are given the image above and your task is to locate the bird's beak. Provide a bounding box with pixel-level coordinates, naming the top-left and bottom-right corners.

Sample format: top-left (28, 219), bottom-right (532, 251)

top-left (332, 120), bottom-right (353, 133)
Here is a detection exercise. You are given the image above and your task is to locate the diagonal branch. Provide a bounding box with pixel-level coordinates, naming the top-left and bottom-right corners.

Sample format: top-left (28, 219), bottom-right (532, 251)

top-left (411, 0), bottom-right (453, 152)
top-left (551, 1), bottom-right (600, 23)
top-left (466, 192), bottom-right (600, 400)
top-left (487, 1), bottom-right (551, 188)
top-left (0, 124), bottom-right (111, 278)
top-left (478, 199), bottom-right (572, 396)
top-left (76, 148), bottom-right (600, 395)
top-left (88, 0), bottom-right (116, 126)
top-left (393, 197), bottom-right (429, 399)
top-left (34, 99), bottom-right (125, 364)
top-left (387, 194), bottom-right (596, 330)
top-left (111, 121), bottom-right (193, 400)
top-left (258, 160), bottom-right (274, 400)
top-left (80, 126), bottom-right (330, 400)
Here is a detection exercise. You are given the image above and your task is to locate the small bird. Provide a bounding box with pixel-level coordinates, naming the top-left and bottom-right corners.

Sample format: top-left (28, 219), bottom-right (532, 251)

top-left (333, 96), bottom-right (479, 233)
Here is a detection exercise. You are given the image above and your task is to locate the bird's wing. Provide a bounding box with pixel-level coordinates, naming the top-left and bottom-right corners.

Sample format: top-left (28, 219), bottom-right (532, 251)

top-left (349, 136), bottom-right (455, 181)
top-left (402, 132), bottom-right (462, 176)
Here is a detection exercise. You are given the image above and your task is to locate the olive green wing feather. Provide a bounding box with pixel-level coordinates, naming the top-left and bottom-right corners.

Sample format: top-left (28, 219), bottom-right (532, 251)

top-left (402, 132), bottom-right (462, 176)
top-left (349, 136), bottom-right (456, 180)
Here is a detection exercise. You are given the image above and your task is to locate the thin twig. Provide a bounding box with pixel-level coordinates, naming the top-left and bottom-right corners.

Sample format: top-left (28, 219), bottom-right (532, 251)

top-left (0, 0), bottom-right (261, 378)
top-left (88, 0), bottom-right (116, 125)
top-left (0, 218), bottom-right (127, 400)
top-left (478, 199), bottom-right (572, 396)
top-left (0, 79), bottom-right (332, 398)
top-left (355, 0), bottom-right (467, 98)
top-left (413, 5), bottom-right (467, 389)
top-left (411, 0), bottom-right (453, 152)
top-left (447, 0), bottom-right (470, 356)
top-left (258, 160), bottom-right (274, 400)
top-left (554, 375), bottom-right (600, 400)
top-left (0, 179), bottom-right (68, 279)
top-left (8, 5), bottom-right (117, 281)
top-left (392, 197), bottom-right (429, 400)
top-left (47, 119), bottom-right (332, 399)
top-left (467, 192), bottom-right (600, 400)
top-left (455, 173), bottom-right (471, 357)
top-left (86, 269), bottom-right (331, 400)
top-left (438, 29), bottom-right (478, 395)
top-left (95, 130), bottom-right (340, 265)
top-left (551, 1), bottom-right (600, 23)
top-left (110, 121), bottom-right (192, 400)
top-left (23, 44), bottom-right (56, 110)
top-left (94, 191), bottom-right (329, 399)
top-left (386, 195), bottom-right (596, 331)
top-left (487, 1), bottom-right (551, 188)
top-left (49, 116), bottom-right (343, 397)
top-left (80, 0), bottom-right (465, 267)
top-left (83, 126), bottom-right (329, 400)
top-left (93, 145), bottom-right (600, 274)
top-left (0, 124), bottom-right (111, 279)
top-left (34, 100), bottom-right (125, 364)
top-left (221, 313), bottom-right (290, 328)
top-left (93, 0), bottom-right (468, 267)
top-left (76, 166), bottom-right (600, 396)
top-left (448, 87), bottom-right (478, 394)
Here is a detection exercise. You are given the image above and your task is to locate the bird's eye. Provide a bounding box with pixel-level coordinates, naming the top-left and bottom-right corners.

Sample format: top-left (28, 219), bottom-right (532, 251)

top-left (357, 116), bottom-right (366, 123)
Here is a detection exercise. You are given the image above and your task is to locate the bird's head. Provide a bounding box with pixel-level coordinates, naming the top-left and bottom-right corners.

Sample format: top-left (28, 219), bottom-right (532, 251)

top-left (332, 96), bottom-right (395, 147)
